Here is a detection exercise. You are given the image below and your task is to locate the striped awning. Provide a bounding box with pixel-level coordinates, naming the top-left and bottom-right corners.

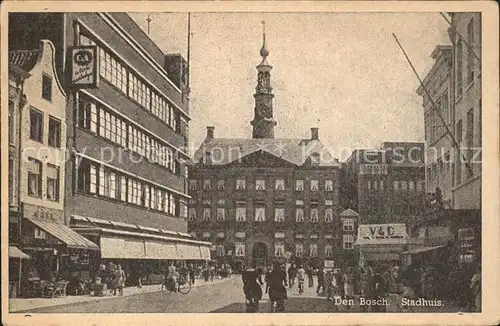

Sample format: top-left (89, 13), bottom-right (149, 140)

top-left (26, 218), bottom-right (99, 250)
top-left (9, 246), bottom-right (30, 259)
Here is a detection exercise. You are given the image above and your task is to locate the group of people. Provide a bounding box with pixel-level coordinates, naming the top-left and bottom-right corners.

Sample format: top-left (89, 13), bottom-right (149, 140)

top-left (99, 262), bottom-right (126, 296)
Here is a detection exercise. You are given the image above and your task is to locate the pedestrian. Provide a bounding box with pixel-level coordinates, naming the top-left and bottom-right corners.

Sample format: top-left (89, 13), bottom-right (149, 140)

top-left (343, 267), bottom-right (355, 310)
top-left (210, 265), bottom-right (216, 281)
top-left (326, 270), bottom-right (336, 301)
top-left (370, 266), bottom-right (387, 312)
top-left (264, 265), bottom-right (272, 294)
top-left (203, 264), bottom-right (209, 282)
top-left (360, 264), bottom-right (374, 312)
top-left (116, 264), bottom-right (126, 296)
top-left (470, 266), bottom-right (481, 312)
top-left (287, 264), bottom-right (296, 289)
top-left (316, 268), bottom-right (325, 295)
top-left (305, 265), bottom-right (313, 288)
top-left (136, 264), bottom-right (143, 289)
top-left (188, 264), bottom-right (196, 285)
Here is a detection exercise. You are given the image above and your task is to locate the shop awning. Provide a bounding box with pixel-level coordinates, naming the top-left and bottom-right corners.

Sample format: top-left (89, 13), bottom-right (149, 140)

top-left (9, 246), bottom-right (30, 259)
top-left (401, 245), bottom-right (447, 255)
top-left (26, 218), bottom-right (99, 250)
top-left (177, 243), bottom-right (202, 260)
top-left (200, 246), bottom-right (211, 260)
top-left (145, 240), bottom-right (178, 260)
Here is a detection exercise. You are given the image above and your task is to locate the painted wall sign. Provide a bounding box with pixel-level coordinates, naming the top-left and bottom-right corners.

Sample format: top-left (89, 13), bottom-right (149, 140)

top-left (360, 164), bottom-right (388, 175)
top-left (71, 46), bottom-right (98, 88)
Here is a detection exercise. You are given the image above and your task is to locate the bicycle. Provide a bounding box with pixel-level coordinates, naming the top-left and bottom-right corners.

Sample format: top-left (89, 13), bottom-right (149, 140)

top-left (161, 275), bottom-right (192, 294)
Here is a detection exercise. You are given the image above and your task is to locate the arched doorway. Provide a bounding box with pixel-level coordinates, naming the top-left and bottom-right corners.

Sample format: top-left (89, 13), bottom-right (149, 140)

top-left (252, 242), bottom-right (268, 268)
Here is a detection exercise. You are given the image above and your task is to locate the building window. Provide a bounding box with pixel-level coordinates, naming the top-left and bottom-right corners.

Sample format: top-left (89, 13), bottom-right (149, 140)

top-left (275, 208), bottom-right (285, 222)
top-left (236, 207), bottom-right (246, 222)
top-left (203, 208), bottom-right (211, 221)
top-left (42, 74), bottom-right (52, 101)
top-left (325, 180), bottom-right (333, 191)
top-left (217, 179), bottom-right (225, 190)
top-left (216, 208), bottom-right (225, 221)
top-left (203, 179), bottom-right (211, 190)
top-left (458, 227), bottom-right (476, 263)
top-left (275, 179), bottom-right (285, 190)
top-left (456, 40), bottom-right (463, 97)
top-left (393, 180), bottom-right (399, 190)
top-left (255, 207), bottom-right (266, 221)
top-left (189, 180), bottom-right (197, 190)
top-left (325, 208), bottom-right (333, 222)
top-left (467, 18), bottom-right (475, 84)
top-left (29, 108), bottom-right (43, 142)
top-left (235, 242), bottom-right (245, 256)
top-left (27, 158), bottom-right (42, 197)
top-left (46, 164), bottom-right (60, 201)
top-left (367, 180), bottom-right (371, 190)
top-left (379, 180), bottom-right (384, 190)
top-left (401, 180), bottom-right (408, 190)
top-left (78, 95), bottom-right (98, 133)
top-left (295, 179), bottom-right (304, 191)
top-left (34, 227), bottom-right (46, 239)
top-left (9, 100), bottom-right (14, 144)
top-left (274, 242), bottom-right (285, 257)
top-left (456, 119), bottom-right (463, 184)
top-left (373, 180), bottom-right (378, 190)
top-left (295, 243), bottom-right (303, 257)
top-left (216, 245), bottom-right (225, 257)
top-left (296, 208), bottom-right (304, 222)
top-left (466, 108), bottom-right (474, 176)
top-left (48, 116), bottom-right (61, 148)
top-left (309, 243), bottom-right (318, 257)
top-left (343, 219), bottom-right (354, 232)
top-left (409, 180), bottom-right (415, 190)
top-left (255, 179), bottom-right (266, 190)
top-left (188, 208), bottom-right (196, 221)
top-left (310, 180), bottom-right (319, 191)
top-left (325, 200), bottom-right (333, 206)
top-left (217, 199), bottom-right (225, 206)
top-left (236, 178), bottom-right (246, 190)
top-left (310, 208), bottom-right (319, 222)
top-left (343, 234), bottom-right (354, 249)
top-left (325, 245), bottom-right (333, 257)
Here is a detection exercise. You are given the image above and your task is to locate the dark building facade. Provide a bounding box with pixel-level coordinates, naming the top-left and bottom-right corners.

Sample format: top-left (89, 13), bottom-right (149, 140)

top-left (187, 31), bottom-right (357, 270)
top-left (9, 13), bottom-right (210, 286)
top-left (344, 142), bottom-right (426, 225)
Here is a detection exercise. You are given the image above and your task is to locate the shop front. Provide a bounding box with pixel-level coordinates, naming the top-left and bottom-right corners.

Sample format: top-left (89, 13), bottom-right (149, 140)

top-left (19, 217), bottom-right (99, 297)
top-left (71, 215), bottom-right (211, 286)
top-left (356, 223), bottom-right (408, 268)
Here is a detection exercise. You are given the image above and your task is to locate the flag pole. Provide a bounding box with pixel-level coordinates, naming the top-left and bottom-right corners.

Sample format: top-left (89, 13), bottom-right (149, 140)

top-left (392, 33), bottom-right (473, 177)
top-left (187, 12), bottom-right (191, 93)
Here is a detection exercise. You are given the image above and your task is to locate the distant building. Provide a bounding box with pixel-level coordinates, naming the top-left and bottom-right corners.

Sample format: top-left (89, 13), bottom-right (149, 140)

top-left (187, 29), bottom-right (356, 270)
top-left (344, 142), bottom-right (426, 225)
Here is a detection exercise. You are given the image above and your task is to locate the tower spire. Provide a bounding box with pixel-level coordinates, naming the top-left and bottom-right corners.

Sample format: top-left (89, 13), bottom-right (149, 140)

top-left (251, 21), bottom-right (276, 139)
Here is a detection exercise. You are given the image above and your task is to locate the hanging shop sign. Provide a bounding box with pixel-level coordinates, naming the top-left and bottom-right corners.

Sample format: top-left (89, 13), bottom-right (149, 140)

top-left (71, 46), bottom-right (99, 88)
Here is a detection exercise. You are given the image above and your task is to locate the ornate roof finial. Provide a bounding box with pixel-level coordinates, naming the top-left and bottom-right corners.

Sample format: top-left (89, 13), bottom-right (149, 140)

top-left (260, 20), bottom-right (269, 58)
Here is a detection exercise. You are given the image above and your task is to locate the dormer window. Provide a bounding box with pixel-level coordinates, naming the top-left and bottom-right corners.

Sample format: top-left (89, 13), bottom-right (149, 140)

top-left (310, 153), bottom-right (320, 166)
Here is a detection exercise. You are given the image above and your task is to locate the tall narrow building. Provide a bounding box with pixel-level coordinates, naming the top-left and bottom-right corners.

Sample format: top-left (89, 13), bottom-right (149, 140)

top-left (251, 23), bottom-right (277, 139)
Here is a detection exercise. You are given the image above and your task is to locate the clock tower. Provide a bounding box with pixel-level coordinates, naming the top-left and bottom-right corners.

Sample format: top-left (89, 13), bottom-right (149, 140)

top-left (251, 21), bottom-right (277, 139)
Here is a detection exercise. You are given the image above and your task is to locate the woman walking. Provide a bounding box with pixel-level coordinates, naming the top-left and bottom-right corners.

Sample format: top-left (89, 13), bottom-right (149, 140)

top-left (116, 264), bottom-right (126, 296)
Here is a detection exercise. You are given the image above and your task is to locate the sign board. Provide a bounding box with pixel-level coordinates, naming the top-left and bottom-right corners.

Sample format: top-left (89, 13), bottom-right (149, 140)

top-left (357, 223), bottom-right (408, 245)
top-left (71, 46), bottom-right (98, 88)
top-left (360, 164), bottom-right (388, 175)
top-left (324, 260), bottom-right (334, 268)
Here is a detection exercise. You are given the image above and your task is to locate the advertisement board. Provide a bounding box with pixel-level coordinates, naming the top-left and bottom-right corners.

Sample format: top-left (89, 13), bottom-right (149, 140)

top-left (71, 46), bottom-right (98, 88)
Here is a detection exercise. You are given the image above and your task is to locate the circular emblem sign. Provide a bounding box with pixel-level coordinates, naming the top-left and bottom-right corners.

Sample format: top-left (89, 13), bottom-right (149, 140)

top-left (73, 50), bottom-right (92, 66)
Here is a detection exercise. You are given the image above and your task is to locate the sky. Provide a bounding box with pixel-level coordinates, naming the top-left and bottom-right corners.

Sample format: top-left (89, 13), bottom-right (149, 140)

top-left (129, 12), bottom-right (451, 161)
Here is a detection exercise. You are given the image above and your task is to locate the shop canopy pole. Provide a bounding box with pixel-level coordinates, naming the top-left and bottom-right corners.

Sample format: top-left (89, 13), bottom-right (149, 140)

top-left (18, 258), bottom-right (22, 295)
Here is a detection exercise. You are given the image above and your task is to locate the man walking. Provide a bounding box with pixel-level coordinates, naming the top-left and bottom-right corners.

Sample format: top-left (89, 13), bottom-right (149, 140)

top-left (287, 264), bottom-right (296, 289)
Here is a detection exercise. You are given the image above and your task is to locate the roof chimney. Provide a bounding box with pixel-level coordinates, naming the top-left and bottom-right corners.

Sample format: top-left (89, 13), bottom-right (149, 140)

top-left (311, 127), bottom-right (319, 140)
top-left (206, 126), bottom-right (215, 139)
